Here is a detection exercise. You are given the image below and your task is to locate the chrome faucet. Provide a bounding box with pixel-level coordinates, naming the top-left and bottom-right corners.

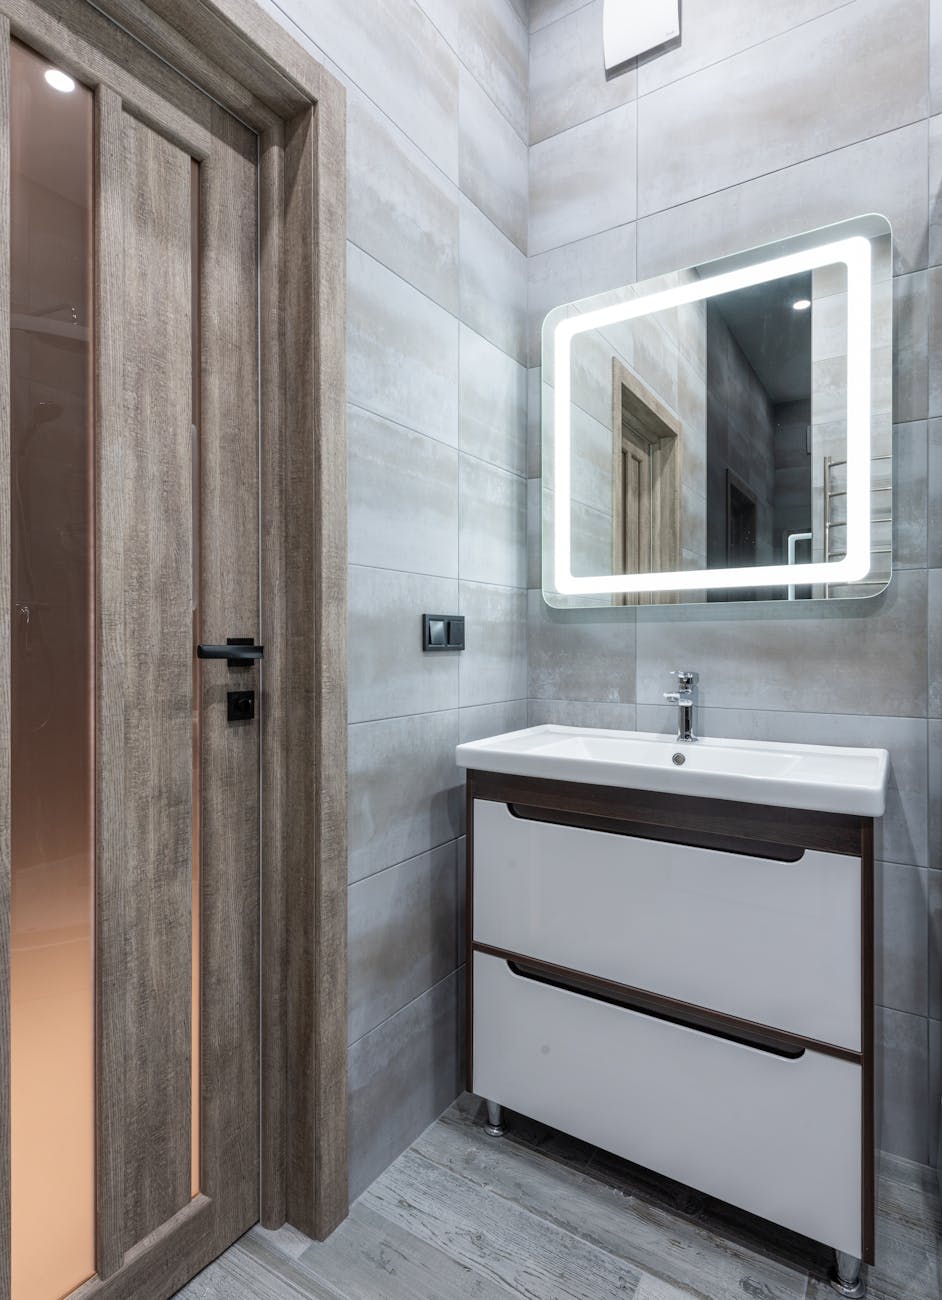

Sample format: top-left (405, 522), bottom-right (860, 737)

top-left (664, 670), bottom-right (698, 742)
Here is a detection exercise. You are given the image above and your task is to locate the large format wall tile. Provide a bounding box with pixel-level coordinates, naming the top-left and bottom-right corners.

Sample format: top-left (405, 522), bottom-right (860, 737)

top-left (348, 568), bottom-right (460, 724)
top-left (635, 568), bottom-right (929, 720)
top-left (459, 197), bottom-right (528, 362)
top-left (877, 862), bottom-right (930, 1018)
top-left (459, 699), bottom-right (529, 744)
top-left (896, 271), bottom-right (929, 422)
top-left (348, 91), bottom-right (460, 314)
top-left (348, 970), bottom-right (464, 1200)
top-left (529, 0), bottom-right (636, 145)
top-left (348, 710), bottom-right (463, 884)
top-left (528, 588), bottom-right (637, 703)
top-left (528, 698), bottom-right (639, 729)
top-left (637, 0), bottom-right (928, 217)
top-left (929, 720), bottom-right (942, 868)
top-left (529, 0), bottom-right (589, 32)
top-left (636, 122), bottom-right (929, 280)
top-left (527, 222), bottom-right (637, 365)
top-left (459, 455), bottom-right (528, 588)
top-left (636, 0), bottom-right (855, 97)
top-left (348, 841), bottom-right (460, 1044)
top-left (458, 0), bottom-right (529, 140)
top-left (348, 407), bottom-right (459, 577)
top-left (459, 325), bottom-right (528, 475)
top-left (274, 0), bottom-right (459, 178)
top-left (348, 246), bottom-right (459, 444)
top-left (458, 583), bottom-right (528, 708)
top-left (895, 422), bottom-right (929, 569)
top-left (529, 103), bottom-right (637, 254)
top-left (459, 68), bottom-right (528, 251)
top-left (877, 1007), bottom-right (930, 1164)
top-left (930, 569), bottom-right (942, 717)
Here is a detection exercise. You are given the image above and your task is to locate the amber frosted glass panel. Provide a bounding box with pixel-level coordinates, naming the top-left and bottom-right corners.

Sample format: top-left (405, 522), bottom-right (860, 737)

top-left (9, 41), bottom-right (95, 1300)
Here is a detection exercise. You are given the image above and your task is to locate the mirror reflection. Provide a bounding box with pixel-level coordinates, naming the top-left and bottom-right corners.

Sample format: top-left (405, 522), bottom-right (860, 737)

top-left (541, 217), bottom-right (892, 607)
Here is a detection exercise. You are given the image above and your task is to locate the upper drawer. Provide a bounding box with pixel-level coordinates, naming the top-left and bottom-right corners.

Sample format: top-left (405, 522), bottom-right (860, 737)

top-left (472, 798), bottom-right (861, 1051)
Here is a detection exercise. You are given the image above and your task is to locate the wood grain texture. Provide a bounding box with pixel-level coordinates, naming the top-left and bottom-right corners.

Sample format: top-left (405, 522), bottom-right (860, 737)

top-left (121, 111), bottom-right (195, 1247)
top-left (283, 100), bottom-right (349, 1242)
top-left (259, 122), bottom-right (288, 1232)
top-left (0, 0), bottom-right (211, 157)
top-left (94, 80), bottom-right (129, 1282)
top-left (468, 769), bottom-right (864, 855)
top-left (197, 99), bottom-right (260, 1238)
top-left (861, 818), bottom-right (875, 1266)
top-left (0, 22), bottom-right (10, 1300)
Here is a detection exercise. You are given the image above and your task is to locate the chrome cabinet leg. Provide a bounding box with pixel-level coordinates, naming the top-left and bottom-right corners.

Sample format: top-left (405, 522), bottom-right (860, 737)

top-left (484, 1100), bottom-right (506, 1137)
top-left (830, 1251), bottom-right (865, 1298)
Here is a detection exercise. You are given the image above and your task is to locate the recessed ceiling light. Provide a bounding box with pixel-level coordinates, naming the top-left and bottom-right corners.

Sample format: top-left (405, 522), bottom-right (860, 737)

top-left (792, 298), bottom-right (811, 311)
top-left (44, 68), bottom-right (75, 94)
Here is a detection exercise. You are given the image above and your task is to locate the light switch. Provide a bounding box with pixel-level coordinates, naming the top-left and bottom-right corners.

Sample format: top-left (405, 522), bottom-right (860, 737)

top-left (423, 613), bottom-right (465, 652)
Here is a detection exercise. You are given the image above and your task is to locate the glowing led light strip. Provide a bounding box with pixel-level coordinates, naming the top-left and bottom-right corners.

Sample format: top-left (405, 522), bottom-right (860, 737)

top-left (552, 236), bottom-right (872, 595)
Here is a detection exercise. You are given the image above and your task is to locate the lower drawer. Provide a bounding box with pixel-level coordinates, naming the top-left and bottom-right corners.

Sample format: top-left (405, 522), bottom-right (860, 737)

top-left (472, 951), bottom-right (862, 1257)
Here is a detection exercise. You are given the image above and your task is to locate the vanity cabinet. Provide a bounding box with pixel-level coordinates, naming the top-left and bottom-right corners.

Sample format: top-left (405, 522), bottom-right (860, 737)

top-left (465, 769), bottom-right (874, 1268)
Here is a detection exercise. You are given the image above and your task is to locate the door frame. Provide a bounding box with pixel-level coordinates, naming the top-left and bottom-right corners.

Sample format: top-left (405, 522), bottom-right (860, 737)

top-left (0, 0), bottom-right (348, 1293)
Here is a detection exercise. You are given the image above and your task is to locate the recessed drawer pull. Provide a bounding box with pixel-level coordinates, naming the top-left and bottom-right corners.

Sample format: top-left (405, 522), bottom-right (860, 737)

top-left (506, 959), bottom-right (806, 1060)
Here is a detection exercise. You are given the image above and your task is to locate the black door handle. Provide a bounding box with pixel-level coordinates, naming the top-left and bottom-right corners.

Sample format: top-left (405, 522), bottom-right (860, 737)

top-left (197, 638), bottom-right (264, 668)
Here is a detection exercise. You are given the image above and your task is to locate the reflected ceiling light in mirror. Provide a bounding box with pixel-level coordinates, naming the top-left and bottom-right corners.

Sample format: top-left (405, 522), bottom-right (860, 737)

top-left (44, 68), bottom-right (75, 93)
top-left (552, 236), bottom-right (873, 596)
top-left (792, 298), bottom-right (812, 310)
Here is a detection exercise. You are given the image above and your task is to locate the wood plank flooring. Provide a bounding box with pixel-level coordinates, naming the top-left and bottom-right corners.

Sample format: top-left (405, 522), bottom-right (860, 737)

top-left (176, 1094), bottom-right (941, 1299)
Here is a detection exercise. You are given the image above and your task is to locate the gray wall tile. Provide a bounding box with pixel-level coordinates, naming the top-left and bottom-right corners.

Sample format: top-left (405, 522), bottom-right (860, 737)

top-left (529, 0), bottom-right (591, 31)
top-left (930, 720), bottom-right (942, 868)
top-left (636, 0), bottom-right (928, 217)
top-left (348, 711), bottom-right (463, 884)
top-left (275, 0), bottom-right (460, 179)
top-left (528, 698), bottom-right (638, 729)
top-left (930, 114), bottom-right (942, 265)
top-left (636, 0), bottom-right (855, 98)
top-left (348, 90), bottom-right (460, 314)
top-left (459, 0), bottom-right (529, 140)
top-left (930, 569), bottom-right (942, 718)
top-left (897, 271), bottom-right (929, 422)
top-left (348, 568), bottom-right (460, 723)
top-left (459, 68), bottom-right (528, 250)
top-left (348, 970), bottom-right (464, 1200)
top-left (459, 699), bottom-right (529, 743)
top-left (528, 588), bottom-right (637, 703)
top-left (877, 1008), bottom-right (930, 1164)
top-left (929, 871), bottom-right (942, 1020)
top-left (348, 841), bottom-right (460, 1043)
top-left (930, 420), bottom-right (942, 568)
top-left (460, 196), bottom-right (528, 362)
top-left (529, 103), bottom-right (637, 255)
top-left (635, 569), bottom-right (928, 719)
top-left (459, 326), bottom-right (528, 475)
top-left (527, 222), bottom-right (637, 364)
top-left (348, 406), bottom-right (459, 577)
top-left (529, 0), bottom-right (636, 145)
top-left (895, 422), bottom-right (929, 569)
top-left (458, 582), bottom-right (528, 707)
top-left (348, 245), bottom-right (459, 444)
top-left (877, 862), bottom-right (930, 1017)
top-left (459, 455), bottom-right (528, 588)
top-left (636, 122), bottom-right (929, 280)
top-left (930, 1019), bottom-right (942, 1166)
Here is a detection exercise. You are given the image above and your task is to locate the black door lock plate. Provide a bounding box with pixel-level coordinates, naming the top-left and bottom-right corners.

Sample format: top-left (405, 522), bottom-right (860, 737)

top-left (227, 689), bottom-right (255, 722)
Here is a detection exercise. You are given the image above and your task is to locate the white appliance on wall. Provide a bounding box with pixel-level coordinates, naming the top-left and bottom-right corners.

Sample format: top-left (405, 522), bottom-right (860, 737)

top-left (603, 0), bottom-right (680, 71)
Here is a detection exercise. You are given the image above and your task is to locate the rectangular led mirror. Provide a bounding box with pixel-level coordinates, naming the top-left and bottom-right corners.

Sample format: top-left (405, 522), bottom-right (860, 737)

top-left (541, 215), bottom-right (892, 607)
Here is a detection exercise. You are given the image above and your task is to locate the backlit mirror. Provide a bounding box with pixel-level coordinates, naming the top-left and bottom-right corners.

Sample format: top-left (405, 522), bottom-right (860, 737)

top-left (541, 215), bottom-right (892, 607)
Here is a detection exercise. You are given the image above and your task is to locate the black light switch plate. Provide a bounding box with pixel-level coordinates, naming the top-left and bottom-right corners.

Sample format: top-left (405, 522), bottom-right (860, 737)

top-left (423, 613), bottom-right (465, 651)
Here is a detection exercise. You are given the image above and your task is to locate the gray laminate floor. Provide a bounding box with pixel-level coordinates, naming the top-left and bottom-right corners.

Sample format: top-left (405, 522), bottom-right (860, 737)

top-left (176, 1094), bottom-right (941, 1299)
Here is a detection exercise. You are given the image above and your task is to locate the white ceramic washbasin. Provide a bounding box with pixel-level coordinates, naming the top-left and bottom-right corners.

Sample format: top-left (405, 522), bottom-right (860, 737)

top-left (455, 725), bottom-right (889, 817)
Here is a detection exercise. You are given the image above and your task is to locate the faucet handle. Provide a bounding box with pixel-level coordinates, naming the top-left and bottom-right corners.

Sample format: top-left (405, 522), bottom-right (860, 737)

top-left (672, 669), bottom-right (698, 691)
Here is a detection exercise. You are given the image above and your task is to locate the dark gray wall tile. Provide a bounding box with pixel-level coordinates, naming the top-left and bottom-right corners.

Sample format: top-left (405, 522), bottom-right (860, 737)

top-left (877, 862), bottom-right (930, 1017)
top-left (348, 711), bottom-right (463, 884)
top-left (348, 842), bottom-right (460, 1043)
top-left (348, 970), bottom-right (464, 1200)
top-left (348, 568), bottom-right (460, 723)
top-left (877, 1008), bottom-right (930, 1164)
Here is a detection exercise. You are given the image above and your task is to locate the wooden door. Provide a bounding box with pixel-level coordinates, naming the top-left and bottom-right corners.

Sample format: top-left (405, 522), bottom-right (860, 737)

top-left (0, 4), bottom-right (261, 1297)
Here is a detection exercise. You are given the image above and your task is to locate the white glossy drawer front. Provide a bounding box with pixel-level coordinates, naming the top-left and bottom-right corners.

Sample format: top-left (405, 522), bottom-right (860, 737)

top-left (473, 799), bottom-right (861, 1051)
top-left (472, 952), bottom-right (862, 1257)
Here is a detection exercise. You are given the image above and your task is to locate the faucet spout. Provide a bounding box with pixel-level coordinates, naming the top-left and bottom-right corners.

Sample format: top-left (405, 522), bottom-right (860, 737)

top-left (664, 670), bottom-right (698, 742)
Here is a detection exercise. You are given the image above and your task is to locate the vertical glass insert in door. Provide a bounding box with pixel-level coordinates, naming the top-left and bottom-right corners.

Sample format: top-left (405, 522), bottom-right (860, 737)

top-left (9, 40), bottom-right (95, 1299)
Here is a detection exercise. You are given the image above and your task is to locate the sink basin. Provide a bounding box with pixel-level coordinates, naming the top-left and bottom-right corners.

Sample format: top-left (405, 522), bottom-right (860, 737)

top-left (455, 725), bottom-right (889, 816)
